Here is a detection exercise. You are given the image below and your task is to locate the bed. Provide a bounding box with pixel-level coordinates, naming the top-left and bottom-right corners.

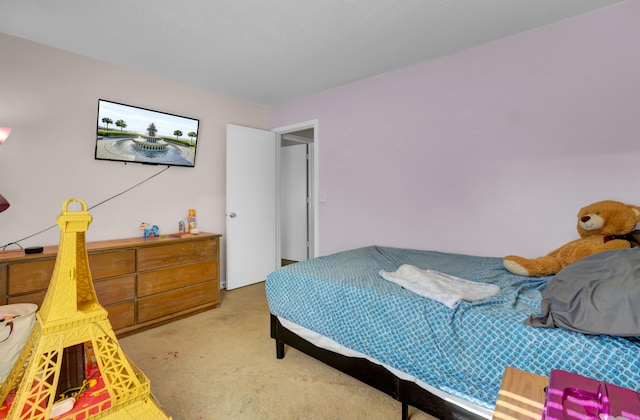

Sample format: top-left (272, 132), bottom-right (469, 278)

top-left (265, 245), bottom-right (640, 419)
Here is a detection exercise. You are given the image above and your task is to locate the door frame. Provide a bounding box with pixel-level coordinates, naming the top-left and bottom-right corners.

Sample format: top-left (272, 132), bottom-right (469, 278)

top-left (272, 119), bottom-right (319, 266)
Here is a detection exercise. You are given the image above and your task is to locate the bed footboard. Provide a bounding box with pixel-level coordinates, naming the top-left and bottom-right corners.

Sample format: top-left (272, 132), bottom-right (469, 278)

top-left (270, 314), bottom-right (484, 420)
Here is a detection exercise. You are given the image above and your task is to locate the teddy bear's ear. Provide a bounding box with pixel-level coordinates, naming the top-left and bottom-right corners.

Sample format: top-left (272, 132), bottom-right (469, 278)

top-left (631, 206), bottom-right (640, 221)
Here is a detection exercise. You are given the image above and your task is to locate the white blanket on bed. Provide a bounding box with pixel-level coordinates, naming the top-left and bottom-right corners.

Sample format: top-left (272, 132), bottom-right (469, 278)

top-left (379, 264), bottom-right (500, 309)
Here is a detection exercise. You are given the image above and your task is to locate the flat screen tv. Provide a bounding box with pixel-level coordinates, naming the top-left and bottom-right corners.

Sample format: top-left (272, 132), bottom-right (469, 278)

top-left (95, 99), bottom-right (199, 167)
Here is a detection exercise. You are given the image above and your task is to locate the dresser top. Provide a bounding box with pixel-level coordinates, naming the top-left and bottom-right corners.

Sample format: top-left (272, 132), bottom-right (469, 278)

top-left (0, 232), bottom-right (221, 263)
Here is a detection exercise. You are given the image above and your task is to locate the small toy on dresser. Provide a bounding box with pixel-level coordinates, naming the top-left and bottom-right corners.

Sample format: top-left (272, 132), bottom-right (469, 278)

top-left (503, 200), bottom-right (640, 277)
top-left (139, 222), bottom-right (160, 238)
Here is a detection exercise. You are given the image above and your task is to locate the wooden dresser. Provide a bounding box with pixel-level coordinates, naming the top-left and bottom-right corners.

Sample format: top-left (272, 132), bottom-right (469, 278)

top-left (0, 233), bottom-right (221, 336)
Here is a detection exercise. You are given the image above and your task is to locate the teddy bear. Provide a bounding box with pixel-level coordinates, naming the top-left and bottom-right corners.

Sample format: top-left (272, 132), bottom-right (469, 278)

top-left (503, 200), bottom-right (640, 277)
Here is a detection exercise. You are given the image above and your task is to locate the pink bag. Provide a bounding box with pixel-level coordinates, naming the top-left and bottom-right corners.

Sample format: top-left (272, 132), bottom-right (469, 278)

top-left (543, 369), bottom-right (640, 420)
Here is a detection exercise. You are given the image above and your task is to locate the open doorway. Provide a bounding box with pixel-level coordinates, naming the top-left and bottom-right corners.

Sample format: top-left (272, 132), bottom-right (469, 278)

top-left (275, 121), bottom-right (317, 268)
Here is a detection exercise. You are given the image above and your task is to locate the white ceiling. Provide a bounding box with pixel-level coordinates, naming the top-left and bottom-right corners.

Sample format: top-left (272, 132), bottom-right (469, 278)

top-left (0, 0), bottom-right (626, 106)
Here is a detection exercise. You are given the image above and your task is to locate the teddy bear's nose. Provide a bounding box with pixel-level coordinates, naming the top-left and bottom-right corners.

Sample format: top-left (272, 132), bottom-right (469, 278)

top-left (581, 216), bottom-right (591, 223)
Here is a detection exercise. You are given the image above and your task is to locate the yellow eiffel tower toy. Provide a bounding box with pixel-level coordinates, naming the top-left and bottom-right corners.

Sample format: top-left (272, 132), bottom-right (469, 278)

top-left (0, 199), bottom-right (171, 419)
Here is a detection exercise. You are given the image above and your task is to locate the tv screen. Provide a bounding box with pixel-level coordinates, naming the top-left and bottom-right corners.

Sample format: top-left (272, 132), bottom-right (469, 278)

top-left (95, 99), bottom-right (199, 167)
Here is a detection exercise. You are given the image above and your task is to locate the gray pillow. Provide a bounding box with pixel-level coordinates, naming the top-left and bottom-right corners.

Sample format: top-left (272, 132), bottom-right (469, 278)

top-left (526, 249), bottom-right (640, 336)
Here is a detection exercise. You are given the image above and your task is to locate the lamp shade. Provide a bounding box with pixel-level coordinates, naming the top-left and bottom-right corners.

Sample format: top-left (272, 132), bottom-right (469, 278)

top-left (0, 127), bottom-right (11, 145)
top-left (0, 193), bottom-right (9, 213)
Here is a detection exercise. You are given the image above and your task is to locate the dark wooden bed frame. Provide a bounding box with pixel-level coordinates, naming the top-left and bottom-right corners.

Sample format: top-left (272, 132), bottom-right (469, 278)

top-left (271, 314), bottom-right (485, 420)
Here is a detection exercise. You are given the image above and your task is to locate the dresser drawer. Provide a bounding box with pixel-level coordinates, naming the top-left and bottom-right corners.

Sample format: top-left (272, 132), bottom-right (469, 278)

top-left (8, 259), bottom-right (55, 295)
top-left (8, 290), bottom-right (46, 307)
top-left (137, 260), bottom-right (217, 297)
top-left (8, 254), bottom-right (135, 300)
top-left (94, 275), bottom-right (136, 306)
top-left (137, 281), bottom-right (219, 323)
top-left (9, 287), bottom-right (135, 331)
top-left (105, 301), bottom-right (135, 330)
top-left (89, 250), bottom-right (135, 280)
top-left (9, 275), bottom-right (136, 308)
top-left (137, 239), bottom-right (217, 271)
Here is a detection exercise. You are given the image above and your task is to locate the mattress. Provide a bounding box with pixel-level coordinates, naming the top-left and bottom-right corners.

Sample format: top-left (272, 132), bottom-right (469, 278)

top-left (276, 316), bottom-right (494, 418)
top-left (265, 246), bottom-right (640, 410)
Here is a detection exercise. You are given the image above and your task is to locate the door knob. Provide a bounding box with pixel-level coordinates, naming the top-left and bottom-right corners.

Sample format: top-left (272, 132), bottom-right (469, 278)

top-left (229, 212), bottom-right (237, 218)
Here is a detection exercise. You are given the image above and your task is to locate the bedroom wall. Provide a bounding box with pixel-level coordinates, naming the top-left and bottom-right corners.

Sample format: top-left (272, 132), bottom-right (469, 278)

top-left (0, 33), bottom-right (269, 271)
top-left (270, 1), bottom-right (640, 259)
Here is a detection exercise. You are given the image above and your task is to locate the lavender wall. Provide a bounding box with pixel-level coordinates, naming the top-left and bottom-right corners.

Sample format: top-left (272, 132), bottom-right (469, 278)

top-left (270, 1), bottom-right (640, 259)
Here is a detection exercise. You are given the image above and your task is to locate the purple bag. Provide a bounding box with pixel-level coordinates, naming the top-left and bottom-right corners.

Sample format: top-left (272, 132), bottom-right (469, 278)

top-left (543, 370), bottom-right (640, 420)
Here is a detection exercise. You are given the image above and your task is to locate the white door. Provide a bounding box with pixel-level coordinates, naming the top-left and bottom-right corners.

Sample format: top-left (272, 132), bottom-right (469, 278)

top-left (280, 143), bottom-right (309, 261)
top-left (226, 124), bottom-right (277, 290)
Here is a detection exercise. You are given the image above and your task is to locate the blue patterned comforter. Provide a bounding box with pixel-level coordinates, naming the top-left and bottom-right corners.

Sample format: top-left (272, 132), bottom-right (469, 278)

top-left (265, 246), bottom-right (640, 409)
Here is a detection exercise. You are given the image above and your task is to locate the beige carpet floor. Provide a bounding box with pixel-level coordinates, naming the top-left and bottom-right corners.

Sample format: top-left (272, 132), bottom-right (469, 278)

top-left (120, 282), bottom-right (438, 420)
